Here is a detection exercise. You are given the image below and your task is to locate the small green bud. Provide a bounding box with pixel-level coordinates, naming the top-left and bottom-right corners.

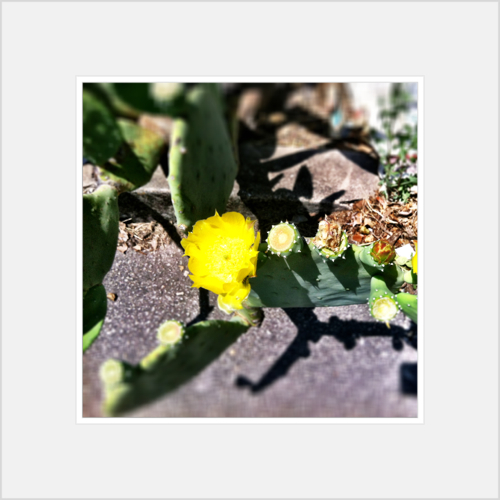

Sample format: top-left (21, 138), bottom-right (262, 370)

top-left (370, 240), bottom-right (396, 265)
top-left (99, 359), bottom-right (126, 386)
top-left (157, 319), bottom-right (185, 346)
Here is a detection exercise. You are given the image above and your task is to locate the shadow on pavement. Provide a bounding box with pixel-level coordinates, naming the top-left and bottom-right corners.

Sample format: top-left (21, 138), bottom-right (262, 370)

top-left (236, 308), bottom-right (417, 394)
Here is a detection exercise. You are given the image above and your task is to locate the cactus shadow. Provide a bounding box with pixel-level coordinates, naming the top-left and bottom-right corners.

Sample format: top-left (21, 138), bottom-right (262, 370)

top-left (186, 289), bottom-right (214, 327)
top-left (400, 362), bottom-right (417, 395)
top-left (236, 308), bottom-right (416, 394)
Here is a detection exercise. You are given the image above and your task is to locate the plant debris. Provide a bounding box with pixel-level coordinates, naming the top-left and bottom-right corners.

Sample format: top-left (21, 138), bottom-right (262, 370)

top-left (117, 220), bottom-right (171, 254)
top-left (328, 193), bottom-right (417, 250)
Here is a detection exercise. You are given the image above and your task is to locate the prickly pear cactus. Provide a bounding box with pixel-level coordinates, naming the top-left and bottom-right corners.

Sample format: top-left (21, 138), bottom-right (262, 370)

top-left (244, 220), bottom-right (416, 324)
top-left (168, 84), bottom-right (238, 231)
top-left (83, 90), bottom-right (123, 166)
top-left (101, 319), bottom-right (249, 416)
top-left (83, 185), bottom-right (119, 351)
top-left (246, 240), bottom-right (404, 308)
top-left (98, 119), bottom-right (166, 192)
top-left (395, 292), bottom-right (418, 323)
top-left (83, 185), bottom-right (119, 293)
top-left (83, 284), bottom-right (107, 352)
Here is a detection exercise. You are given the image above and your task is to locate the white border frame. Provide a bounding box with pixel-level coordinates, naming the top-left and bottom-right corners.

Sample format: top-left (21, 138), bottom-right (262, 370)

top-left (77, 76), bottom-right (424, 424)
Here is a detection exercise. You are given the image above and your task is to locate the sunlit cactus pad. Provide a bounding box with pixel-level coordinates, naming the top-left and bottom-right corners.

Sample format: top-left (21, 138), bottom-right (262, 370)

top-left (168, 84), bottom-right (237, 231)
top-left (246, 242), bottom-right (404, 308)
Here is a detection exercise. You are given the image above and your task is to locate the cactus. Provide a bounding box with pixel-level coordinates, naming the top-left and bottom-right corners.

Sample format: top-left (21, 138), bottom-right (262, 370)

top-left (395, 293), bottom-right (418, 323)
top-left (83, 185), bottom-right (119, 350)
top-left (168, 84), bottom-right (238, 231)
top-left (83, 284), bottom-right (107, 352)
top-left (139, 320), bottom-right (186, 371)
top-left (101, 319), bottom-right (249, 416)
top-left (266, 222), bottom-right (303, 257)
top-left (98, 119), bottom-right (166, 192)
top-left (83, 185), bottom-right (119, 293)
top-left (83, 89), bottom-right (123, 166)
top-left (246, 239), bottom-right (404, 309)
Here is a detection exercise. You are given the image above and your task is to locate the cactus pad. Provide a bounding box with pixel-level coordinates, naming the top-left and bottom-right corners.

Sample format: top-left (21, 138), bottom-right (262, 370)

top-left (168, 84), bottom-right (238, 231)
top-left (83, 284), bottom-right (107, 352)
top-left (246, 241), bottom-right (404, 308)
top-left (396, 293), bottom-right (418, 323)
top-left (101, 319), bottom-right (249, 416)
top-left (99, 119), bottom-right (165, 192)
top-left (83, 185), bottom-right (119, 293)
top-left (82, 90), bottom-right (123, 166)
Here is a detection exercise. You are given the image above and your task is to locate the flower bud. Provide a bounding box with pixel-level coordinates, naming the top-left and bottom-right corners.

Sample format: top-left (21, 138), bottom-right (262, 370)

top-left (370, 240), bottom-right (396, 265)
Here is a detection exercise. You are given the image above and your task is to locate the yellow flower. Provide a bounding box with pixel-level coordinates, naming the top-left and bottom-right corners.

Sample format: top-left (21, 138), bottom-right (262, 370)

top-left (412, 241), bottom-right (418, 274)
top-left (181, 211), bottom-right (260, 313)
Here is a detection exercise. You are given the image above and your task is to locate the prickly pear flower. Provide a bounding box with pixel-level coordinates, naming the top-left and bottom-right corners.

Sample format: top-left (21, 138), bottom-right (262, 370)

top-left (181, 211), bottom-right (260, 314)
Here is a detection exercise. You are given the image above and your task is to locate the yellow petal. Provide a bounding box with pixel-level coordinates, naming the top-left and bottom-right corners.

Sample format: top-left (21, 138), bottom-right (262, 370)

top-left (412, 241), bottom-right (418, 274)
top-left (190, 274), bottom-right (226, 294)
top-left (221, 211), bottom-right (245, 228)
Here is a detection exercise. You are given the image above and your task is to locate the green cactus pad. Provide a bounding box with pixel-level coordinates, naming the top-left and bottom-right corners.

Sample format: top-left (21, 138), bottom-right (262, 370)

top-left (246, 241), bottom-right (404, 308)
top-left (83, 89), bottom-right (123, 166)
top-left (168, 84), bottom-right (238, 231)
top-left (83, 284), bottom-right (107, 352)
top-left (83, 83), bottom-right (139, 119)
top-left (396, 293), bottom-right (418, 323)
top-left (266, 222), bottom-right (303, 257)
top-left (83, 185), bottom-right (119, 293)
top-left (98, 119), bottom-right (165, 192)
top-left (101, 319), bottom-right (249, 416)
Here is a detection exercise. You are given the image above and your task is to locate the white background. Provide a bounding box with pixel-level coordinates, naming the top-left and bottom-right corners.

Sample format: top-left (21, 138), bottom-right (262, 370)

top-left (2, 2), bottom-right (498, 499)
